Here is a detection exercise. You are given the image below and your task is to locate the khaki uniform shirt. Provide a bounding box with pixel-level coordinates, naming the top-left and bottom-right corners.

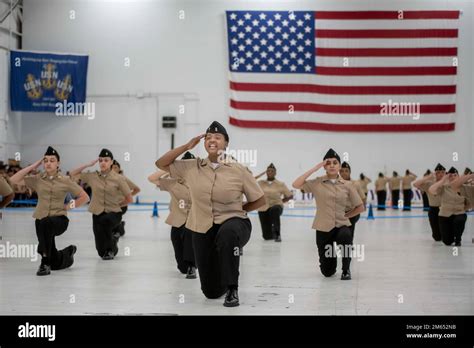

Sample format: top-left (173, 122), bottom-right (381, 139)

top-left (257, 179), bottom-right (292, 211)
top-left (124, 176), bottom-right (139, 192)
top-left (357, 177), bottom-right (371, 194)
top-left (169, 157), bottom-right (264, 233)
top-left (24, 172), bottom-right (83, 219)
top-left (389, 177), bottom-right (402, 191)
top-left (0, 176), bottom-right (13, 196)
top-left (158, 173), bottom-right (191, 228)
top-left (419, 180), bottom-right (441, 207)
top-left (436, 184), bottom-right (472, 217)
top-left (302, 175), bottom-right (363, 232)
top-left (345, 180), bottom-right (366, 211)
top-left (402, 174), bottom-right (416, 190)
top-left (80, 170), bottom-right (130, 215)
top-left (119, 175), bottom-right (139, 207)
top-left (375, 177), bottom-right (388, 191)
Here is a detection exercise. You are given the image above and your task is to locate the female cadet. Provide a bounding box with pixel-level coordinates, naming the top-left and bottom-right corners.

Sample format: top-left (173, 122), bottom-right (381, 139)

top-left (111, 160), bottom-right (140, 238)
top-left (428, 167), bottom-right (473, 246)
top-left (339, 162), bottom-right (366, 237)
top-left (375, 173), bottom-right (389, 210)
top-left (255, 163), bottom-right (293, 242)
top-left (70, 149), bottom-right (133, 260)
top-left (293, 149), bottom-right (364, 281)
top-left (10, 147), bottom-right (89, 276)
top-left (388, 171), bottom-right (402, 209)
top-left (402, 170), bottom-right (417, 211)
top-left (413, 164), bottom-right (445, 242)
top-left (148, 151), bottom-right (196, 279)
top-left (156, 121), bottom-right (265, 307)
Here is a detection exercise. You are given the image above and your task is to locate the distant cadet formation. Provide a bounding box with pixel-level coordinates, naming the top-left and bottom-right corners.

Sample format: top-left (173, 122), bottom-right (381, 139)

top-left (2, 121), bottom-right (474, 308)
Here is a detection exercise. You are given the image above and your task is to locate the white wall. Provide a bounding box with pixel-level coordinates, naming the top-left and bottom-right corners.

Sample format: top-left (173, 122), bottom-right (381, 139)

top-left (0, 1), bottom-right (21, 163)
top-left (14, 0), bottom-right (474, 201)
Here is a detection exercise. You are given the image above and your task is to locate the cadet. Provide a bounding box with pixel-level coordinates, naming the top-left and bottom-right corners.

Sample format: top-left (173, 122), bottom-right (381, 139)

top-left (156, 121), bottom-right (265, 307)
top-left (148, 151), bottom-right (196, 279)
top-left (339, 161), bottom-right (366, 237)
top-left (388, 171), bottom-right (402, 209)
top-left (111, 160), bottom-right (140, 238)
top-left (357, 173), bottom-right (371, 197)
top-left (10, 147), bottom-right (89, 276)
top-left (375, 173), bottom-right (389, 210)
top-left (255, 163), bottom-right (293, 242)
top-left (402, 170), bottom-right (417, 211)
top-left (428, 167), bottom-right (473, 246)
top-left (293, 149), bottom-right (364, 281)
top-left (413, 164), bottom-right (445, 241)
top-left (70, 149), bottom-right (133, 260)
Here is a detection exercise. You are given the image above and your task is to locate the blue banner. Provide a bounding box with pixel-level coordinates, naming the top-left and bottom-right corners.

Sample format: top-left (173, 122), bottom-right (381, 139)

top-left (10, 50), bottom-right (88, 112)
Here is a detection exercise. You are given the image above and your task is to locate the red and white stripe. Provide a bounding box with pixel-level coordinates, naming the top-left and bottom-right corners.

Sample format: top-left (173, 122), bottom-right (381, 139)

top-left (229, 10), bottom-right (459, 132)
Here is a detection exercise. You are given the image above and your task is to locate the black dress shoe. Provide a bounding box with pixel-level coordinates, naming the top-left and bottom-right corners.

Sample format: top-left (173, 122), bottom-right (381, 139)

top-left (275, 236), bottom-right (282, 242)
top-left (119, 221), bottom-right (126, 237)
top-left (223, 288), bottom-right (239, 307)
top-left (64, 245), bottom-right (77, 269)
top-left (454, 241), bottom-right (461, 246)
top-left (186, 266), bottom-right (197, 279)
top-left (36, 263), bottom-right (51, 276)
top-left (341, 270), bottom-right (352, 280)
top-left (102, 251), bottom-right (114, 260)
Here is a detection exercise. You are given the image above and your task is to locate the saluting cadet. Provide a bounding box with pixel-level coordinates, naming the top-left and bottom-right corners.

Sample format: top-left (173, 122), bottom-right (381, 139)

top-left (388, 171), bottom-right (402, 209)
top-left (111, 160), bottom-right (140, 238)
top-left (148, 151), bottom-right (196, 279)
top-left (70, 149), bottom-right (133, 260)
top-left (293, 149), bottom-right (364, 281)
top-left (428, 167), bottom-right (473, 246)
top-left (375, 173), bottom-right (389, 211)
top-left (156, 121), bottom-right (265, 307)
top-left (413, 164), bottom-right (445, 241)
top-left (357, 173), bottom-right (371, 197)
top-left (10, 147), bottom-right (89, 276)
top-left (402, 170), bottom-right (417, 211)
top-left (339, 162), bottom-right (366, 237)
top-left (255, 163), bottom-right (293, 242)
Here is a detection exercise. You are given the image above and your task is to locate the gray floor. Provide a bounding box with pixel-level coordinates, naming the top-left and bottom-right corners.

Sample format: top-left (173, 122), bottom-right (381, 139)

top-left (0, 205), bottom-right (473, 315)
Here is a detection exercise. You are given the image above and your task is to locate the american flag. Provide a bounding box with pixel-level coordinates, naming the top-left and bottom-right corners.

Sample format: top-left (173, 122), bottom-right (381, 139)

top-left (226, 10), bottom-right (459, 132)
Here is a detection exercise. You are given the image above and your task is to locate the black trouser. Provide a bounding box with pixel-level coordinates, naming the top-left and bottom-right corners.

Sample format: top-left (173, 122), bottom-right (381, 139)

top-left (403, 189), bottom-right (412, 211)
top-left (428, 206), bottom-right (441, 241)
top-left (171, 224), bottom-right (196, 273)
top-left (112, 206), bottom-right (128, 237)
top-left (92, 212), bottom-right (121, 257)
top-left (258, 205), bottom-right (283, 240)
top-left (35, 216), bottom-right (75, 270)
top-left (376, 190), bottom-right (386, 210)
top-left (316, 226), bottom-right (353, 277)
top-left (192, 218), bottom-right (251, 299)
top-left (439, 214), bottom-right (467, 245)
top-left (349, 214), bottom-right (360, 238)
top-left (422, 193), bottom-right (430, 211)
top-left (392, 190), bottom-right (400, 209)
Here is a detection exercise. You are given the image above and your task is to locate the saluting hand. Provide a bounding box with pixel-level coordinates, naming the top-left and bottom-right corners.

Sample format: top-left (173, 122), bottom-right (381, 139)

top-left (315, 160), bottom-right (327, 171)
top-left (31, 159), bottom-right (43, 170)
top-left (186, 134), bottom-right (206, 150)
